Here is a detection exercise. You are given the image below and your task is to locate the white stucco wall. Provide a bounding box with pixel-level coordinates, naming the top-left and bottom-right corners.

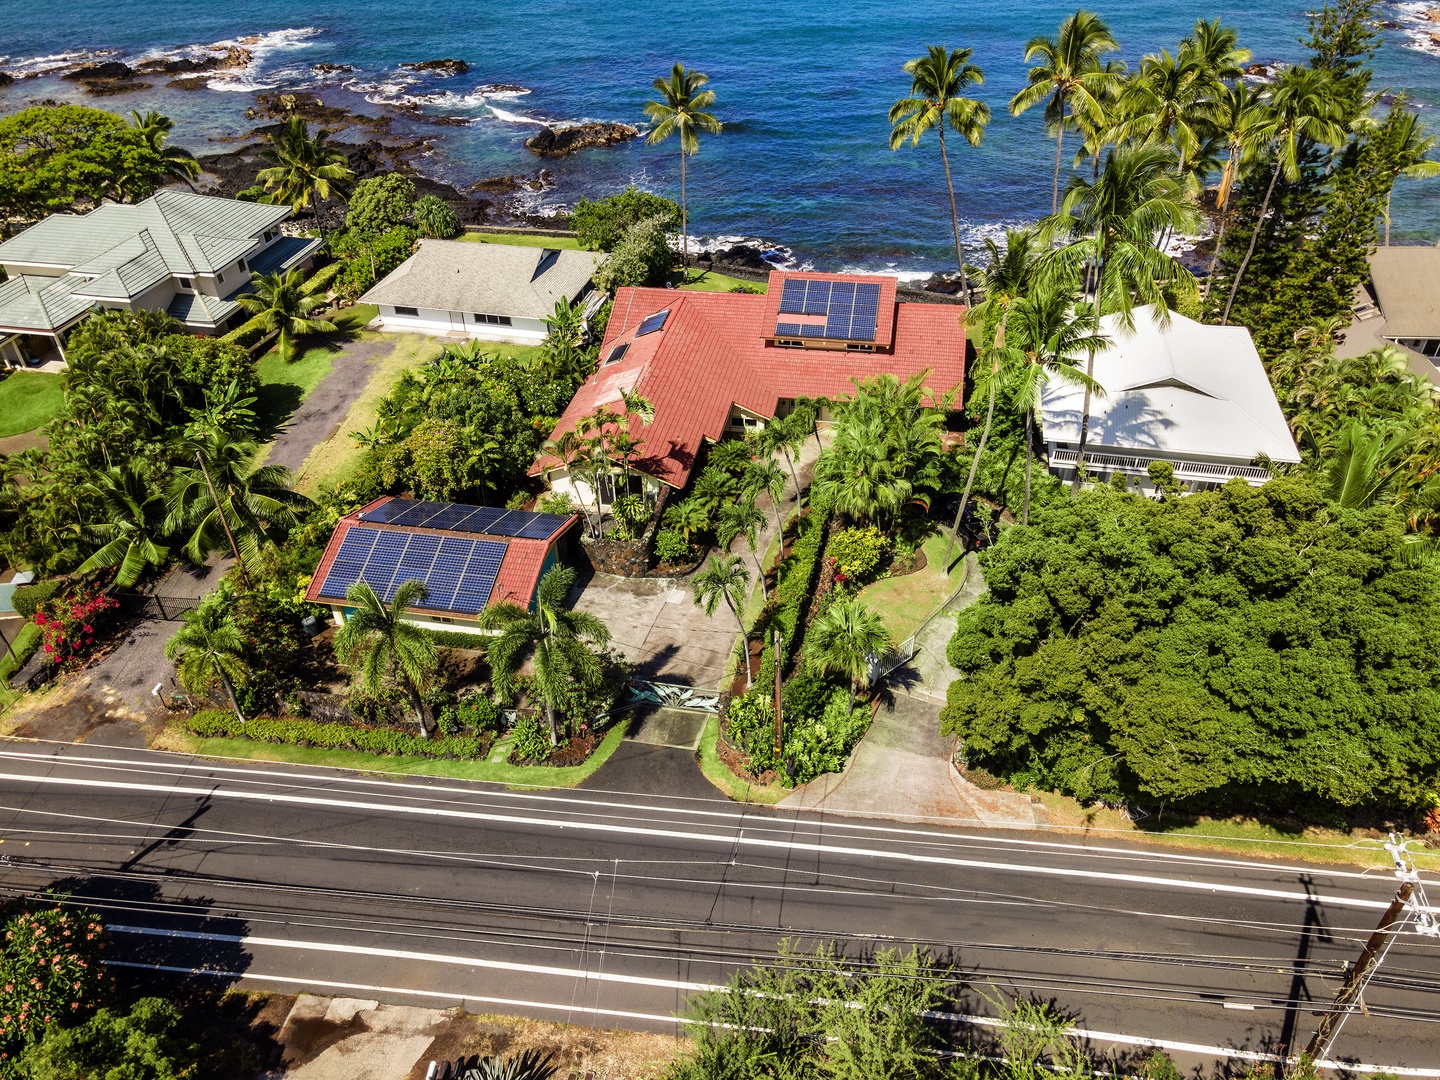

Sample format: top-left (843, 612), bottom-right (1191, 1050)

top-left (376, 306), bottom-right (549, 345)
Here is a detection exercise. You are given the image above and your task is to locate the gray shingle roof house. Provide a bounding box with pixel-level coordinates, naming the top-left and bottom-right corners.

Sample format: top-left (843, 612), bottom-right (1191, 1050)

top-left (0, 190), bottom-right (321, 369)
top-left (1042, 306), bottom-right (1301, 493)
top-left (1366, 247), bottom-right (1440, 358)
top-left (361, 239), bottom-right (607, 345)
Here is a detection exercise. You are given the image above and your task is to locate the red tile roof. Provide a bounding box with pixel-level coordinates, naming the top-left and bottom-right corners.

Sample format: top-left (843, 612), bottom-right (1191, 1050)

top-left (304, 496), bottom-right (578, 617)
top-left (534, 271), bottom-right (968, 489)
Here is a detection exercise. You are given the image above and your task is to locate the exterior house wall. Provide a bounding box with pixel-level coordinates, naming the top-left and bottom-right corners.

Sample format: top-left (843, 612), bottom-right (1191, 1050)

top-left (131, 278), bottom-right (180, 318)
top-left (546, 464), bottom-right (663, 511)
top-left (375, 305), bottom-right (549, 345)
top-left (327, 605), bottom-right (496, 637)
top-left (0, 264), bottom-right (66, 280)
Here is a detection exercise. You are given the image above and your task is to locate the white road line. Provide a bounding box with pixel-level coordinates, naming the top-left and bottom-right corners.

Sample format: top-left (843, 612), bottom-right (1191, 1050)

top-left (102, 949), bottom-right (1439, 1077)
top-left (110, 924), bottom-right (723, 992)
top-left (0, 772), bottom-right (1401, 912)
top-left (0, 745), bottom-right (1391, 880)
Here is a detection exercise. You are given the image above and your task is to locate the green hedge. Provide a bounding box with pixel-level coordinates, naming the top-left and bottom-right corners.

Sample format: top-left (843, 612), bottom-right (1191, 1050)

top-left (423, 627), bottom-right (490, 650)
top-left (0, 621), bottom-right (41, 683)
top-left (12, 580), bottom-right (63, 619)
top-left (757, 508), bottom-right (830, 685)
top-left (302, 259), bottom-right (344, 296)
top-left (218, 315), bottom-right (270, 350)
top-left (188, 709), bottom-right (487, 759)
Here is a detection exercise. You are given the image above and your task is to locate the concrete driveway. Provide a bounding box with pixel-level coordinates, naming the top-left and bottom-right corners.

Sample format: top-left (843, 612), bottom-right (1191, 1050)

top-left (568, 573), bottom-right (737, 689)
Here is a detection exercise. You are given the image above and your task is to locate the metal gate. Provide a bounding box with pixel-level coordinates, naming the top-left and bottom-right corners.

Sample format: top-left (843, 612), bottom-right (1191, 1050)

top-left (117, 593), bottom-right (201, 621)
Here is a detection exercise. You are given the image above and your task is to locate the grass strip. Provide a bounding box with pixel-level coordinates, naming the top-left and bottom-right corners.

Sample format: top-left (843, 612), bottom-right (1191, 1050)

top-left (695, 715), bottom-right (790, 805)
top-left (0, 372), bottom-right (64, 438)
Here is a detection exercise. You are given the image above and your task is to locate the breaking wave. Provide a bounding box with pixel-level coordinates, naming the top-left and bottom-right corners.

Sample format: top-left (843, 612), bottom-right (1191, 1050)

top-left (1395, 1), bottom-right (1440, 57)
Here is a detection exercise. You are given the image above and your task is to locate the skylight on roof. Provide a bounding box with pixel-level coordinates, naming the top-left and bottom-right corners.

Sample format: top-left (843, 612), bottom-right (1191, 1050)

top-left (636, 309), bottom-right (670, 336)
top-left (606, 343), bottom-right (630, 365)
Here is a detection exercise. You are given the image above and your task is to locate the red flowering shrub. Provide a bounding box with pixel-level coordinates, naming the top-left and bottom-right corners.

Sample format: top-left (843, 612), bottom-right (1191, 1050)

top-left (32, 582), bottom-right (119, 671)
top-left (0, 904), bottom-right (110, 1067)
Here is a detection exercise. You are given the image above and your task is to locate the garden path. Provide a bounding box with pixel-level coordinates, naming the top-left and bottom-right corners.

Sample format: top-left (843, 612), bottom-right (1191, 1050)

top-left (262, 336), bottom-right (398, 474)
top-left (898, 550), bottom-right (987, 704)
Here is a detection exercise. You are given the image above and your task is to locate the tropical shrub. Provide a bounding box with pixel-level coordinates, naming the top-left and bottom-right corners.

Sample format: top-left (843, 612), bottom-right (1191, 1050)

top-left (591, 215), bottom-right (673, 291)
top-left (652, 527), bottom-right (695, 565)
top-left (0, 904), bottom-right (110, 1063)
top-left (413, 194), bottom-right (461, 238)
top-left (722, 689), bottom-right (777, 773)
top-left (329, 225), bottom-right (419, 300)
top-left (757, 508), bottom-right (831, 683)
top-left (941, 478), bottom-right (1440, 817)
top-left (345, 173), bottom-right (415, 234)
top-left (32, 581), bottom-right (120, 671)
top-left (784, 687), bottom-right (870, 783)
top-left (509, 714), bottom-right (553, 762)
top-left (10, 581), bottom-right (63, 620)
top-left (572, 185), bottom-right (682, 251)
top-left (440, 695), bottom-right (501, 734)
top-left (16, 998), bottom-right (201, 1080)
top-left (187, 710), bottom-right (487, 759)
top-left (826, 526), bottom-right (889, 582)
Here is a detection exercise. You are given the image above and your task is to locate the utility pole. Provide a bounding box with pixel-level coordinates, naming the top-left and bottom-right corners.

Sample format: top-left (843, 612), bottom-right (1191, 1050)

top-left (772, 629), bottom-right (783, 760)
top-left (1304, 834), bottom-right (1437, 1064)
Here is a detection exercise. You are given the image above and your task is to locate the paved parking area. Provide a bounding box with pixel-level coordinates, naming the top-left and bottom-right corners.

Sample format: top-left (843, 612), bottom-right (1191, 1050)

top-left (568, 573), bottom-right (736, 689)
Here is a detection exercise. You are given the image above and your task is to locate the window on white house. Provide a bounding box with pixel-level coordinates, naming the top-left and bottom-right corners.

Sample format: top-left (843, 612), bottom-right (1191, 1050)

top-left (394, 306), bottom-right (419, 317)
top-left (473, 313), bottom-right (512, 326)
top-left (178, 278), bottom-right (192, 290)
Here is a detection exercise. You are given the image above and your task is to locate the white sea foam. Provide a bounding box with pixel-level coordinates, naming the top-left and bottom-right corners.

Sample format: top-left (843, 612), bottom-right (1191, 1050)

top-left (1, 47), bottom-right (118, 78)
top-left (205, 27), bottom-right (324, 92)
top-left (1392, 1), bottom-right (1440, 57)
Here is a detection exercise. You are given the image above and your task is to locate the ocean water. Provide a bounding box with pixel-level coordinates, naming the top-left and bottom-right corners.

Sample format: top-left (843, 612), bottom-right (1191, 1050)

top-left (2, 0), bottom-right (1438, 273)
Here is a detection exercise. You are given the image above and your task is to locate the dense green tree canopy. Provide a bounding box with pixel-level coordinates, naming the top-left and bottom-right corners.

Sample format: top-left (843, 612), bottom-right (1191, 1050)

top-left (345, 172), bottom-right (416, 234)
top-left (0, 105), bottom-right (168, 221)
top-left (572, 185), bottom-right (681, 251)
top-left (941, 478), bottom-right (1440, 816)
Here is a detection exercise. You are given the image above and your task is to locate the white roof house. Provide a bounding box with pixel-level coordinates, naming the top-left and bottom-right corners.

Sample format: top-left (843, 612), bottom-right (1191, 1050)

top-left (361, 239), bottom-right (607, 345)
top-left (0, 190), bottom-right (320, 369)
top-left (1041, 306), bottom-right (1302, 490)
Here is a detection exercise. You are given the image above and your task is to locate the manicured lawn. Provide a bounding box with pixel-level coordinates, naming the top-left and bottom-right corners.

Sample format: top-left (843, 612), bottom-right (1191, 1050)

top-left (458, 231), bottom-right (582, 250)
top-left (0, 372), bottom-right (64, 438)
top-left (254, 304), bottom-right (379, 435)
top-left (678, 269), bottom-right (767, 293)
top-left (164, 718), bottom-right (627, 788)
top-left (857, 531), bottom-right (969, 646)
top-left (695, 715), bottom-right (791, 804)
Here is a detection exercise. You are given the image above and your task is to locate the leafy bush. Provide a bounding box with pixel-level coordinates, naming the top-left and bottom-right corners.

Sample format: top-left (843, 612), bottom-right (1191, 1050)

top-left (572, 185), bottom-right (682, 251)
top-left (784, 688), bottom-right (869, 783)
top-left (235, 184), bottom-right (268, 202)
top-left (329, 225), bottom-right (419, 301)
top-left (652, 527), bottom-right (695, 565)
top-left (537, 491), bottom-right (574, 516)
top-left (33, 581), bottom-right (119, 671)
top-left (759, 508), bottom-right (830, 684)
top-left (0, 904), bottom-right (110, 1062)
top-left (345, 173), bottom-right (415, 234)
top-left (510, 714), bottom-right (553, 762)
top-left (782, 664), bottom-right (836, 725)
top-left (413, 194), bottom-right (461, 239)
top-left (723, 689), bottom-right (777, 773)
top-left (440, 695), bottom-right (501, 734)
top-left (301, 259), bottom-right (345, 297)
top-left (187, 709), bottom-right (487, 759)
top-left (827, 526), bottom-right (889, 583)
top-left (11, 580), bottom-right (63, 620)
top-left (17, 997), bottom-right (203, 1080)
top-left (423, 627), bottom-right (489, 650)
top-left (591, 215), bottom-right (673, 292)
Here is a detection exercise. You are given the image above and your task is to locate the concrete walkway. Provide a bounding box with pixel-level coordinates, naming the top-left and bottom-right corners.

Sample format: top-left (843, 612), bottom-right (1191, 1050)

top-left (263, 337), bottom-right (397, 474)
top-left (779, 692), bottom-right (1042, 829)
top-left (899, 551), bottom-right (987, 704)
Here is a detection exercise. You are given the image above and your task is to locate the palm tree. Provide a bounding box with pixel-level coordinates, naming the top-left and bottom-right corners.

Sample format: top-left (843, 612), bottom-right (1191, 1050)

top-left (166, 596), bottom-right (248, 723)
top-left (717, 500), bottom-right (769, 600)
top-left (1382, 105), bottom-right (1440, 246)
top-left (539, 431), bottom-right (600, 537)
top-left (1004, 288), bottom-right (1108, 523)
top-left (806, 599), bottom-right (891, 709)
top-left (1042, 144), bottom-right (1199, 488)
top-left (478, 567), bottom-right (610, 745)
top-left (334, 580), bottom-right (439, 737)
top-left (256, 115), bottom-right (354, 215)
top-left (76, 466), bottom-right (170, 587)
top-left (1202, 83), bottom-right (1271, 299)
top-left (644, 64), bottom-right (722, 273)
top-left (1180, 18), bottom-right (1251, 83)
top-left (889, 45), bottom-right (991, 305)
top-left (663, 497), bottom-right (710, 542)
top-left (946, 315), bottom-right (1020, 571)
top-left (692, 554), bottom-right (751, 690)
top-left (1221, 65), bottom-right (1348, 325)
top-left (1110, 50), bottom-right (1213, 172)
top-left (756, 412), bottom-right (808, 510)
top-left (166, 431), bottom-right (312, 575)
top-left (128, 110), bottom-right (200, 191)
top-left (1009, 10), bottom-right (1122, 213)
top-left (235, 268), bottom-right (336, 364)
top-left (1322, 422), bottom-right (1412, 509)
top-left (743, 457), bottom-right (788, 536)
top-left (972, 229), bottom-right (1041, 318)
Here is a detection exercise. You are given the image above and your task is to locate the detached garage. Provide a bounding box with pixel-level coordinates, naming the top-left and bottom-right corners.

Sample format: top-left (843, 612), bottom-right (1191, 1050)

top-left (361, 239), bottom-right (607, 345)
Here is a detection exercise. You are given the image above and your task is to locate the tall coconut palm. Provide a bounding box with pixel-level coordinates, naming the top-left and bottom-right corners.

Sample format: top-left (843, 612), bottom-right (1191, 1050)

top-left (128, 110), bottom-right (200, 191)
top-left (806, 599), bottom-right (892, 709)
top-left (971, 228), bottom-right (1042, 324)
top-left (717, 500), bottom-right (769, 600)
top-left (166, 595), bottom-right (248, 723)
top-left (1042, 144), bottom-right (1199, 488)
top-left (235, 267), bottom-right (336, 364)
top-left (1221, 65), bottom-right (1348, 325)
top-left (1180, 18), bottom-right (1251, 83)
top-left (692, 554), bottom-right (751, 689)
top-left (756, 411), bottom-right (808, 510)
top-left (166, 431), bottom-right (312, 575)
top-left (1009, 10), bottom-right (1123, 214)
top-left (743, 456), bottom-right (788, 536)
top-left (1004, 288), bottom-right (1109, 523)
top-left (1110, 50), bottom-right (1214, 172)
top-left (75, 465), bottom-right (170, 588)
top-left (334, 580), bottom-right (439, 738)
top-left (1202, 83), bottom-right (1272, 299)
top-left (257, 115), bottom-right (354, 215)
top-left (889, 45), bottom-right (991, 305)
top-left (1382, 105), bottom-right (1440, 246)
top-left (479, 567), bottom-right (609, 745)
top-left (643, 65), bottom-right (722, 273)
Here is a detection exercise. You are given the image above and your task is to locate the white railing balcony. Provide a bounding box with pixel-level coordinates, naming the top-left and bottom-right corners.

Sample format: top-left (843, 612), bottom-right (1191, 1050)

top-left (1048, 448), bottom-right (1273, 485)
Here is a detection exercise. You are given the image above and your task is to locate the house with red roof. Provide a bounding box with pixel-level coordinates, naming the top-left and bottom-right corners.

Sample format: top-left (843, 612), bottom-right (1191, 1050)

top-left (531, 270), bottom-right (969, 506)
top-left (304, 496), bottom-right (580, 636)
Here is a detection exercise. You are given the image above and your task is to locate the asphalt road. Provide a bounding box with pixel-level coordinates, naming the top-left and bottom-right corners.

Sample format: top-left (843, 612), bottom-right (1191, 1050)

top-left (0, 740), bottom-right (1434, 1075)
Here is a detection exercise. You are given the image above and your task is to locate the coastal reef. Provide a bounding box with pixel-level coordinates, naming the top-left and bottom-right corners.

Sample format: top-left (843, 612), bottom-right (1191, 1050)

top-left (525, 122), bottom-right (639, 157)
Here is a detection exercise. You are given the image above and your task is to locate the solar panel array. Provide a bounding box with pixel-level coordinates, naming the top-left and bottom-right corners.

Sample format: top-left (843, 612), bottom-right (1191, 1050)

top-left (775, 279), bottom-right (882, 341)
top-left (319, 526), bottom-right (506, 614)
top-left (359, 499), bottom-right (572, 541)
top-left (636, 309), bottom-right (671, 336)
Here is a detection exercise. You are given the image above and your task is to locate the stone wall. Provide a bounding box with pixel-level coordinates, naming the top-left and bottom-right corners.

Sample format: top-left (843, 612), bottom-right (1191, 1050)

top-left (578, 484), bottom-right (674, 578)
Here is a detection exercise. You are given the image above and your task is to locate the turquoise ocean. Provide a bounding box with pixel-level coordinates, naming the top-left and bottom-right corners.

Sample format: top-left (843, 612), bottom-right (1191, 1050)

top-left (2, 0), bottom-right (1438, 273)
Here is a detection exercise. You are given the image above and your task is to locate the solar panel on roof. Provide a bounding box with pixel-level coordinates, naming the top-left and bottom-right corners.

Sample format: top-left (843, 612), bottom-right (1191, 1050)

top-left (422, 537), bottom-right (476, 609)
top-left (605, 343), bottom-right (629, 365)
top-left (516, 513), bottom-right (573, 539)
top-left (636, 309), bottom-right (670, 336)
top-left (803, 282), bottom-right (831, 316)
top-left (359, 498), bottom-right (420, 524)
top-left (320, 528), bottom-right (379, 598)
top-left (452, 506), bottom-right (506, 534)
top-left (362, 531), bottom-right (409, 595)
top-left (778, 279), bottom-right (808, 314)
top-left (772, 278), bottom-right (881, 342)
top-left (319, 527), bottom-right (508, 615)
top-left (391, 534), bottom-right (442, 593)
top-left (450, 541), bottom-right (507, 614)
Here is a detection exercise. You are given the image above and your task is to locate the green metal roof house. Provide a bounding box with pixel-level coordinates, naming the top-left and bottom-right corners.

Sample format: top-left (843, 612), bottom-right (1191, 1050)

top-left (0, 190), bottom-right (322, 368)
